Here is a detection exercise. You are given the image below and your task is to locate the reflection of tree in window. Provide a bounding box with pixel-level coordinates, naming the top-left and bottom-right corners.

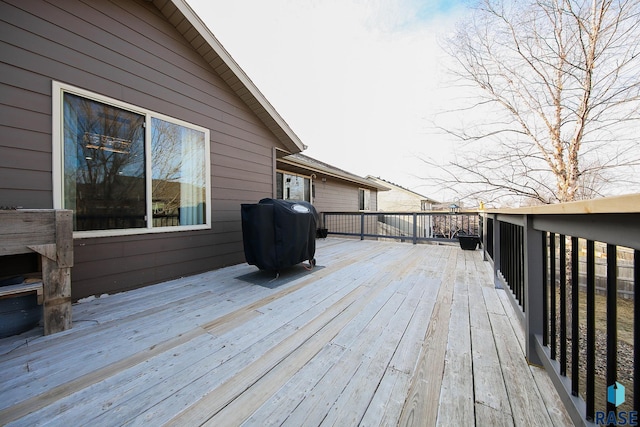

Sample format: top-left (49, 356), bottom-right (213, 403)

top-left (151, 118), bottom-right (206, 226)
top-left (63, 93), bottom-right (145, 230)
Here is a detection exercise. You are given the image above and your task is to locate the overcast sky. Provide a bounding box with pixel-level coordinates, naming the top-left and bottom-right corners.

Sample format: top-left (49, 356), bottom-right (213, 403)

top-left (187, 0), bottom-right (473, 200)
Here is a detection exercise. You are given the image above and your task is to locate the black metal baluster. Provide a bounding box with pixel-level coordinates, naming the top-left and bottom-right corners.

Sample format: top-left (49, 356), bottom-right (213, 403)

top-left (508, 223), bottom-right (512, 292)
top-left (515, 224), bottom-right (520, 302)
top-left (571, 237), bottom-right (579, 396)
top-left (635, 249), bottom-right (639, 414)
top-left (513, 224), bottom-right (516, 297)
top-left (500, 223), bottom-right (505, 284)
top-left (543, 232), bottom-right (549, 347)
top-left (503, 223), bottom-right (509, 291)
top-left (503, 223), bottom-right (509, 289)
top-left (520, 226), bottom-right (525, 311)
top-left (606, 244), bottom-right (618, 417)
top-left (512, 224), bottom-right (517, 299)
top-left (516, 226), bottom-right (521, 306)
top-left (507, 223), bottom-right (511, 293)
top-left (515, 225), bottom-right (519, 302)
top-left (560, 235), bottom-right (567, 375)
top-left (550, 232), bottom-right (557, 360)
top-left (586, 240), bottom-right (596, 421)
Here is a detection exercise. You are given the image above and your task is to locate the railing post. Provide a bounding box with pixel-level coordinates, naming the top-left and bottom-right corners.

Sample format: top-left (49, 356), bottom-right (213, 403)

top-left (360, 213), bottom-right (364, 240)
top-left (524, 214), bottom-right (544, 366)
top-left (493, 215), bottom-right (502, 288)
top-left (482, 212), bottom-right (488, 261)
top-left (412, 213), bottom-right (417, 245)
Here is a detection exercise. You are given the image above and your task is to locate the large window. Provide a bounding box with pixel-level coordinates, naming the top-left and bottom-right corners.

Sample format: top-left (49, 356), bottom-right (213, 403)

top-left (54, 82), bottom-right (210, 236)
top-left (276, 172), bottom-right (310, 202)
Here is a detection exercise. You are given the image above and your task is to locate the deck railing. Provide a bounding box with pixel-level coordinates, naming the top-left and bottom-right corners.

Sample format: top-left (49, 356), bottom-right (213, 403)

top-left (482, 194), bottom-right (640, 426)
top-left (322, 211), bottom-right (481, 244)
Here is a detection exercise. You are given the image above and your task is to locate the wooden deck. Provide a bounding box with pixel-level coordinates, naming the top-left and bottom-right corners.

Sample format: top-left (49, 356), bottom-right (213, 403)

top-left (0, 238), bottom-right (574, 426)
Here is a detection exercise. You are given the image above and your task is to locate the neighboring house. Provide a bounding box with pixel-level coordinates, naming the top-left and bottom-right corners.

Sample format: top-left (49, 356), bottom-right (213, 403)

top-left (366, 176), bottom-right (439, 211)
top-left (1, 0), bottom-right (307, 299)
top-left (276, 153), bottom-right (389, 217)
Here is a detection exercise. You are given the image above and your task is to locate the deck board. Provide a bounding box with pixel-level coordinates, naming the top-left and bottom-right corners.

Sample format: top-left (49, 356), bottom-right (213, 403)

top-left (398, 249), bottom-right (457, 426)
top-left (437, 277), bottom-right (474, 425)
top-left (0, 238), bottom-right (574, 426)
top-left (469, 272), bottom-right (514, 426)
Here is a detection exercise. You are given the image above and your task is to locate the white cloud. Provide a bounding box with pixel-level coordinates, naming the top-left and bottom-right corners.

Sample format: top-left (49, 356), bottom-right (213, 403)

top-left (187, 0), bottom-right (470, 199)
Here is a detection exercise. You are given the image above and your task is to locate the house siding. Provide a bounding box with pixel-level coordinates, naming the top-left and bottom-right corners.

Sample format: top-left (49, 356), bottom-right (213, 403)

top-left (313, 179), bottom-right (378, 217)
top-left (378, 189), bottom-right (424, 211)
top-left (366, 177), bottom-right (436, 212)
top-left (1, 0), bottom-right (288, 298)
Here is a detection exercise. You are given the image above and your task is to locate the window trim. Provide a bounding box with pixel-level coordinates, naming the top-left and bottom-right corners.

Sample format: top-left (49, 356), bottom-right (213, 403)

top-left (52, 81), bottom-right (211, 238)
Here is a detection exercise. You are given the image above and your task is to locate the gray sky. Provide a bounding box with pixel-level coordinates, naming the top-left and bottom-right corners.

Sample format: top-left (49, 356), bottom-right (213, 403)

top-left (187, 0), bottom-right (472, 200)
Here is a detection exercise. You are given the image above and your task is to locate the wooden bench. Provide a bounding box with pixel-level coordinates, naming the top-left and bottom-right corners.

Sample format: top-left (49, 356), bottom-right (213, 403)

top-left (0, 282), bottom-right (44, 305)
top-left (0, 209), bottom-right (73, 335)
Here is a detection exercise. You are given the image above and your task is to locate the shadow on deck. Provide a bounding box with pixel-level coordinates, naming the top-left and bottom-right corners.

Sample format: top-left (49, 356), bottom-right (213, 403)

top-left (0, 238), bottom-right (573, 426)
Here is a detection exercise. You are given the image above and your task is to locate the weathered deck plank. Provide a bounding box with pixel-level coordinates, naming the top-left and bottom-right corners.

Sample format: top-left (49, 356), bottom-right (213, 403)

top-left (437, 274), bottom-right (474, 425)
top-left (397, 249), bottom-right (458, 426)
top-left (470, 283), bottom-right (514, 425)
top-left (0, 239), bottom-right (574, 427)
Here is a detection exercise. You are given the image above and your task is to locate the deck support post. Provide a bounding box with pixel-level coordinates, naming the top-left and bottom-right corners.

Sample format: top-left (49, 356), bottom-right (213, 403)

top-left (523, 214), bottom-right (544, 366)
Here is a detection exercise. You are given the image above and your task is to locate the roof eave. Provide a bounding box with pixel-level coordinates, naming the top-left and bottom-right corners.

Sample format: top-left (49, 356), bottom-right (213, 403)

top-left (278, 157), bottom-right (390, 191)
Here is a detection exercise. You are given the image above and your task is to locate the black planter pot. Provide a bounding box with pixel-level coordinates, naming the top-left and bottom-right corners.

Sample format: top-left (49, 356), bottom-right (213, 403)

top-left (458, 235), bottom-right (481, 250)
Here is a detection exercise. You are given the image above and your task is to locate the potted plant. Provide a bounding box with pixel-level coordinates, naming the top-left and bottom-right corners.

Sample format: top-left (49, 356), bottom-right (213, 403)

top-left (457, 232), bottom-right (481, 250)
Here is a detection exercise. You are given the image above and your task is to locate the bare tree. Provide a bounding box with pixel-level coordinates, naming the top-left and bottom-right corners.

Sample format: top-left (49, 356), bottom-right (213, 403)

top-left (426, 0), bottom-right (640, 205)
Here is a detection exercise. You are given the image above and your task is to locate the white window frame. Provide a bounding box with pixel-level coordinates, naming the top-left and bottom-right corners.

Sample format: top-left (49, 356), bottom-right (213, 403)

top-left (52, 81), bottom-right (211, 238)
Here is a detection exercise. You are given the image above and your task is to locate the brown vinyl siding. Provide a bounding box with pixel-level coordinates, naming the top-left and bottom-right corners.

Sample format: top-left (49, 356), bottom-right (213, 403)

top-left (1, 0), bottom-right (289, 298)
top-left (313, 179), bottom-right (378, 215)
top-left (370, 190), bottom-right (378, 211)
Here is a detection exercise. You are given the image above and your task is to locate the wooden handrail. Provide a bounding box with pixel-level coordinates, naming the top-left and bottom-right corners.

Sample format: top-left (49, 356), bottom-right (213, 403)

top-left (484, 193), bottom-right (640, 215)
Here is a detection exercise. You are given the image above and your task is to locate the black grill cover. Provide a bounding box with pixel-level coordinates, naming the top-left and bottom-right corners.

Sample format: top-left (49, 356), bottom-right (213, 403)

top-left (241, 198), bottom-right (318, 271)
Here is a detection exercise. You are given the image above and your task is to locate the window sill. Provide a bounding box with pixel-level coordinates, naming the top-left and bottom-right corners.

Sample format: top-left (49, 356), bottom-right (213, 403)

top-left (73, 224), bottom-right (211, 239)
